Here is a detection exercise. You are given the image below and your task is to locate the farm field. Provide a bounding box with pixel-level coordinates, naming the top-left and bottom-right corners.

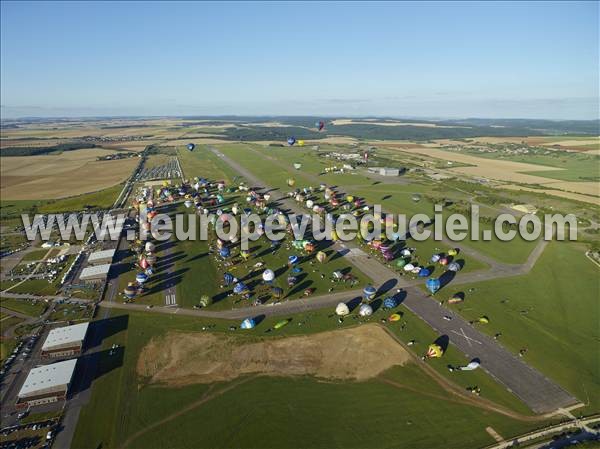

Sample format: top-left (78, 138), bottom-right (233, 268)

top-left (0, 297), bottom-right (48, 317)
top-left (72, 309), bottom-right (546, 449)
top-left (0, 148), bottom-right (137, 200)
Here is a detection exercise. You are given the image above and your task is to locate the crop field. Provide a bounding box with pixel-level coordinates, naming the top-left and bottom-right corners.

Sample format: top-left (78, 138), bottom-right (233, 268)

top-left (72, 309), bottom-right (547, 449)
top-left (0, 148), bottom-right (137, 200)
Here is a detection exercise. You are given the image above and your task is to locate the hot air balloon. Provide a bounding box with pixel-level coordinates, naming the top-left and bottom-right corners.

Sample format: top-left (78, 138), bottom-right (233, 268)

top-left (287, 178), bottom-right (296, 187)
top-left (316, 120), bottom-right (325, 131)
top-left (219, 247), bottom-right (231, 258)
top-left (418, 267), bottom-right (431, 277)
top-left (233, 282), bottom-right (248, 295)
top-left (430, 254), bottom-right (441, 263)
top-left (288, 255), bottom-right (299, 266)
top-left (199, 295), bottom-right (212, 307)
top-left (223, 272), bottom-right (234, 286)
top-left (187, 143), bottom-right (195, 151)
top-left (363, 285), bottom-right (377, 301)
top-left (447, 262), bottom-right (461, 272)
top-left (358, 304), bottom-right (373, 317)
top-left (448, 293), bottom-right (464, 304)
top-left (316, 251), bottom-right (327, 263)
top-left (146, 254), bottom-right (157, 266)
top-left (136, 272), bottom-right (148, 284)
top-left (388, 313), bottom-right (402, 322)
top-left (287, 137), bottom-right (296, 146)
top-left (426, 278), bottom-right (441, 295)
top-left (145, 242), bottom-right (156, 253)
top-left (293, 162), bottom-right (302, 170)
top-left (448, 248), bottom-right (459, 257)
top-left (274, 319), bottom-right (290, 329)
top-left (459, 360), bottom-right (480, 371)
top-left (123, 283), bottom-right (136, 299)
top-left (425, 343), bottom-right (443, 359)
top-left (476, 316), bottom-right (489, 324)
top-left (262, 269), bottom-right (275, 283)
top-left (297, 140), bottom-right (305, 146)
top-left (403, 263), bottom-right (415, 272)
top-left (184, 200), bottom-right (193, 208)
top-left (400, 248), bottom-right (412, 257)
top-left (335, 302), bottom-right (350, 316)
top-left (240, 318), bottom-right (256, 329)
top-left (439, 257), bottom-right (449, 266)
top-left (412, 193), bottom-right (421, 202)
top-left (396, 258), bottom-right (407, 269)
top-left (140, 258), bottom-right (149, 270)
top-left (383, 296), bottom-right (398, 309)
top-left (271, 286), bottom-right (284, 299)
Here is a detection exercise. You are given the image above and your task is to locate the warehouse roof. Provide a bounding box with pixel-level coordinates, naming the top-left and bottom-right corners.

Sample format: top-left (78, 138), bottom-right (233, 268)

top-left (18, 359), bottom-right (77, 397)
top-left (42, 322), bottom-right (89, 351)
top-left (87, 248), bottom-right (116, 263)
top-left (79, 263), bottom-right (111, 279)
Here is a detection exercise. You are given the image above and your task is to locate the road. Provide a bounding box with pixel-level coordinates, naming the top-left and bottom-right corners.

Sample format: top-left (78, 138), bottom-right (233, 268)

top-left (205, 146), bottom-right (579, 414)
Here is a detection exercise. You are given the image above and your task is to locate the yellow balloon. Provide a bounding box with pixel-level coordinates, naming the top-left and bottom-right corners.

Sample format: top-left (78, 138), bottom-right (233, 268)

top-left (298, 140), bottom-right (305, 146)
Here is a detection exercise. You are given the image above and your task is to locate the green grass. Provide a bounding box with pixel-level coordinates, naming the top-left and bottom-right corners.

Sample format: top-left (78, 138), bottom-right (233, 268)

top-left (72, 309), bottom-right (543, 449)
top-left (448, 242), bottom-right (600, 413)
top-left (0, 337), bottom-right (18, 361)
top-left (48, 302), bottom-right (94, 322)
top-left (20, 248), bottom-right (55, 262)
top-left (0, 297), bottom-right (47, 316)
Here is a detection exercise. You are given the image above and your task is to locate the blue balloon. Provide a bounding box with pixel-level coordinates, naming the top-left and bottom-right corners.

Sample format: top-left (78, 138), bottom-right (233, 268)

top-left (240, 318), bottom-right (255, 329)
top-left (136, 272), bottom-right (148, 284)
top-left (223, 272), bottom-right (234, 285)
top-left (418, 268), bottom-right (431, 277)
top-left (426, 278), bottom-right (441, 294)
top-left (287, 137), bottom-right (296, 146)
top-left (363, 285), bottom-right (377, 300)
top-left (233, 282), bottom-right (247, 294)
top-left (288, 255), bottom-right (299, 265)
top-left (187, 143), bottom-right (195, 151)
top-left (219, 247), bottom-right (230, 258)
top-left (383, 296), bottom-right (398, 309)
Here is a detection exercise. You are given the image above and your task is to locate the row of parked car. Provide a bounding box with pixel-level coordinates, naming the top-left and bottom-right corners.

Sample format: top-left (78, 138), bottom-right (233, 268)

top-left (0, 335), bottom-right (39, 378)
top-left (0, 419), bottom-right (56, 449)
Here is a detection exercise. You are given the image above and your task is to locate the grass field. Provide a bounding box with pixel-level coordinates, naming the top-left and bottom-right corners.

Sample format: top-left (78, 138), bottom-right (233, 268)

top-left (0, 337), bottom-right (18, 362)
top-left (72, 309), bottom-right (544, 449)
top-left (447, 242), bottom-right (600, 413)
top-left (0, 297), bottom-right (47, 316)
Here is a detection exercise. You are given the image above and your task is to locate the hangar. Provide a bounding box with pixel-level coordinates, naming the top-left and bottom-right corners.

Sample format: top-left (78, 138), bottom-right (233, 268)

top-left (79, 263), bottom-right (111, 282)
top-left (87, 248), bottom-right (116, 265)
top-left (16, 359), bottom-right (77, 409)
top-left (41, 322), bottom-right (89, 358)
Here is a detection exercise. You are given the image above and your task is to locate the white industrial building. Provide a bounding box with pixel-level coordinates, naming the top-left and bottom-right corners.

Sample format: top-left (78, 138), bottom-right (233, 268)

top-left (16, 359), bottom-right (78, 409)
top-left (368, 167), bottom-right (402, 176)
top-left (41, 322), bottom-right (89, 358)
top-left (87, 248), bottom-right (116, 265)
top-left (79, 263), bottom-right (111, 282)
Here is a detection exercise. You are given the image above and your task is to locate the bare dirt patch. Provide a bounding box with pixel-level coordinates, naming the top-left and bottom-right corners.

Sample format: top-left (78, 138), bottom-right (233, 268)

top-left (137, 325), bottom-right (410, 386)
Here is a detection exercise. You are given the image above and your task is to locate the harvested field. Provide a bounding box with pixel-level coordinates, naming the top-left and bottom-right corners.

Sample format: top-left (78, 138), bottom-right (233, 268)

top-left (1, 148), bottom-right (137, 199)
top-left (137, 325), bottom-right (410, 386)
top-left (332, 119), bottom-right (471, 128)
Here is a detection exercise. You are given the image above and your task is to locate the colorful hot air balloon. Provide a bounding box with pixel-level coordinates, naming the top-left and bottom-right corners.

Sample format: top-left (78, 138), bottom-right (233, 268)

top-left (297, 140), bottom-right (305, 146)
top-left (447, 262), bottom-right (461, 272)
top-left (287, 137), bottom-right (296, 146)
top-left (448, 248), bottom-right (459, 257)
top-left (363, 285), bottom-right (377, 301)
top-left (274, 319), bottom-right (290, 329)
top-left (187, 143), bottom-right (195, 151)
top-left (426, 343), bottom-right (443, 359)
top-left (316, 120), bottom-right (325, 131)
top-left (293, 162), bottom-right (302, 170)
top-left (233, 282), bottom-right (248, 295)
top-left (288, 255), bottom-right (299, 266)
top-left (145, 242), bottom-right (156, 253)
top-left (123, 283), bottom-right (136, 299)
top-left (388, 313), bottom-right (402, 322)
top-left (219, 247), bottom-right (231, 258)
top-left (199, 295), bottom-right (212, 307)
top-left (396, 258), bottom-right (407, 268)
top-left (426, 278), bottom-right (441, 295)
top-left (136, 272), bottom-right (148, 284)
top-left (335, 302), bottom-right (350, 316)
top-left (287, 178), bottom-right (296, 187)
top-left (240, 318), bottom-right (256, 329)
top-left (271, 286), bottom-right (284, 299)
top-left (223, 272), bottom-right (234, 286)
top-left (383, 296), bottom-right (398, 309)
top-left (418, 267), bottom-right (431, 277)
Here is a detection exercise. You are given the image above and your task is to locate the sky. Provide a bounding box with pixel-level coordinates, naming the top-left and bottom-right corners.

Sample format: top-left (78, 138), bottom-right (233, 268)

top-left (1, 1), bottom-right (598, 120)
